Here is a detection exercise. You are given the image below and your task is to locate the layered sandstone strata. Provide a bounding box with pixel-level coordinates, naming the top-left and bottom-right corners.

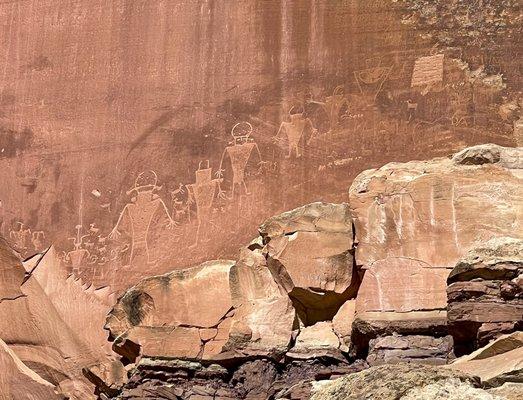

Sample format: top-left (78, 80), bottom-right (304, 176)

top-left (447, 238), bottom-right (523, 354)
top-left (349, 144), bottom-right (523, 360)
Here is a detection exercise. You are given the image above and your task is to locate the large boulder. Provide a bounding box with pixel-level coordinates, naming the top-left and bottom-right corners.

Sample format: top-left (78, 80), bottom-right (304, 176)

top-left (105, 260), bottom-right (236, 361)
top-left (350, 143), bottom-right (522, 274)
top-left (225, 246), bottom-right (295, 359)
top-left (349, 144), bottom-right (523, 354)
top-left (447, 237), bottom-right (523, 353)
top-left (260, 202), bottom-right (358, 325)
top-left (106, 252), bottom-right (296, 362)
top-left (310, 363), bottom-right (483, 400)
top-left (447, 332), bottom-right (523, 387)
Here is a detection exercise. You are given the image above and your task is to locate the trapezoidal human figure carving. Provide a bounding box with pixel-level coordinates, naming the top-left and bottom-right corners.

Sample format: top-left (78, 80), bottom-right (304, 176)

top-left (216, 122), bottom-right (262, 199)
top-left (108, 170), bottom-right (176, 266)
top-left (186, 160), bottom-right (223, 247)
top-left (274, 105), bottom-right (318, 158)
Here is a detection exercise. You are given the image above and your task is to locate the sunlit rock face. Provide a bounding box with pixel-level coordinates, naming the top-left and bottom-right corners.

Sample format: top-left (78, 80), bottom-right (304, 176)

top-left (0, 0), bottom-right (519, 295)
top-left (348, 144), bottom-right (522, 359)
top-left (447, 237), bottom-right (523, 355)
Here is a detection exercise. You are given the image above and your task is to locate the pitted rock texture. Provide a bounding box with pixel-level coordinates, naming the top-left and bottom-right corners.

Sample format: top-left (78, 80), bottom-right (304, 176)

top-left (310, 363), bottom-right (482, 400)
top-left (447, 237), bottom-right (523, 354)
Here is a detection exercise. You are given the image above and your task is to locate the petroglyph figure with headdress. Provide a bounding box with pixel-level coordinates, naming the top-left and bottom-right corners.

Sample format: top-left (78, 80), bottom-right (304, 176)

top-left (108, 170), bottom-right (175, 266)
top-left (216, 122), bottom-right (262, 198)
top-left (274, 105), bottom-right (318, 158)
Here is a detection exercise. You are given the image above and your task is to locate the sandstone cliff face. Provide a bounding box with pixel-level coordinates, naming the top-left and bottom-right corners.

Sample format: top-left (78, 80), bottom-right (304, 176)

top-left (1, 0), bottom-right (520, 296)
top-left (349, 144), bottom-right (522, 359)
top-left (1, 144), bottom-right (523, 398)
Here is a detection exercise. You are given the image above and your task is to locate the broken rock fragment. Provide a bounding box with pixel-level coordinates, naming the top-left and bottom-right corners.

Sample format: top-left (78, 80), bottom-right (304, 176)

top-left (260, 202), bottom-right (358, 325)
top-left (106, 260), bottom-right (236, 361)
top-left (287, 321), bottom-right (344, 360)
top-left (447, 237), bottom-right (523, 354)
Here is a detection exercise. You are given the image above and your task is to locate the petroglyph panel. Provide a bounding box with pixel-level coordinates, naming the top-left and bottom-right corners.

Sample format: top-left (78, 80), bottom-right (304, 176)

top-left (0, 0), bottom-right (520, 293)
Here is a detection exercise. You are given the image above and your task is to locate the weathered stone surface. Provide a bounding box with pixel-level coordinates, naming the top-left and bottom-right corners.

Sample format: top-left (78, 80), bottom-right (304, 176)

top-left (349, 144), bottom-right (523, 272)
top-left (261, 202), bottom-right (358, 325)
top-left (349, 144), bottom-right (522, 354)
top-left (225, 246), bottom-right (295, 359)
top-left (0, 337), bottom-right (63, 400)
top-left (447, 238), bottom-right (523, 353)
top-left (447, 332), bottom-right (523, 387)
top-left (488, 383), bottom-right (523, 400)
top-left (401, 379), bottom-right (505, 400)
top-left (367, 335), bottom-right (454, 366)
top-left (0, 239), bottom-right (113, 399)
top-left (0, 237), bottom-right (25, 301)
top-left (287, 321), bottom-right (343, 360)
top-left (106, 260), bottom-right (235, 361)
top-left (356, 258), bottom-right (450, 313)
top-left (351, 310), bottom-right (448, 357)
top-left (310, 363), bottom-right (481, 400)
top-left (332, 299), bottom-right (356, 352)
top-left (116, 357), bottom-right (365, 400)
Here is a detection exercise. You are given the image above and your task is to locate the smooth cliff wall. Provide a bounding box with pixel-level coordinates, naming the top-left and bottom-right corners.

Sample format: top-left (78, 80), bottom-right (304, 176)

top-left (0, 0), bottom-right (520, 291)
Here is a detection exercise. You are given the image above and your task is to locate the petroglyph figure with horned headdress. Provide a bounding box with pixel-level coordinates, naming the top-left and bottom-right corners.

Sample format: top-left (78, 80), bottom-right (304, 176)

top-left (109, 170), bottom-right (175, 266)
top-left (216, 122), bottom-right (262, 199)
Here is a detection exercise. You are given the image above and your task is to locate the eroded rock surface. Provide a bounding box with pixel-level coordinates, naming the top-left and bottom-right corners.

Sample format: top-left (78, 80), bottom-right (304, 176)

top-left (261, 202), bottom-right (359, 326)
top-left (367, 335), bottom-right (454, 366)
top-left (447, 237), bottom-right (523, 354)
top-left (447, 332), bottom-right (523, 387)
top-left (349, 144), bottom-right (522, 271)
top-left (106, 260), bottom-right (236, 361)
top-left (349, 144), bottom-right (523, 358)
top-left (0, 240), bottom-right (116, 399)
top-left (310, 363), bottom-right (481, 400)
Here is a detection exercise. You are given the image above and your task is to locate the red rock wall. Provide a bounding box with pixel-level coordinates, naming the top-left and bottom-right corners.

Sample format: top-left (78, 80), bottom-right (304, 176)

top-left (0, 0), bottom-right (520, 291)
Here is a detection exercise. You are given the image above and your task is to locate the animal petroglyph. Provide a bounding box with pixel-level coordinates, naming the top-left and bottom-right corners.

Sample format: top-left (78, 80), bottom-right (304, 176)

top-left (109, 170), bottom-right (176, 266)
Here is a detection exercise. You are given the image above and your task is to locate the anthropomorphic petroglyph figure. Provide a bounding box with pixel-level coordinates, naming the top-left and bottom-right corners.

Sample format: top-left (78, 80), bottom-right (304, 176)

top-left (109, 170), bottom-right (175, 266)
top-left (186, 160), bottom-right (223, 246)
top-left (65, 224), bottom-right (90, 274)
top-left (275, 105), bottom-right (318, 158)
top-left (9, 222), bottom-right (31, 252)
top-left (217, 122), bottom-right (262, 198)
top-left (309, 86), bottom-right (349, 133)
top-left (31, 231), bottom-right (45, 252)
top-left (354, 62), bottom-right (393, 101)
